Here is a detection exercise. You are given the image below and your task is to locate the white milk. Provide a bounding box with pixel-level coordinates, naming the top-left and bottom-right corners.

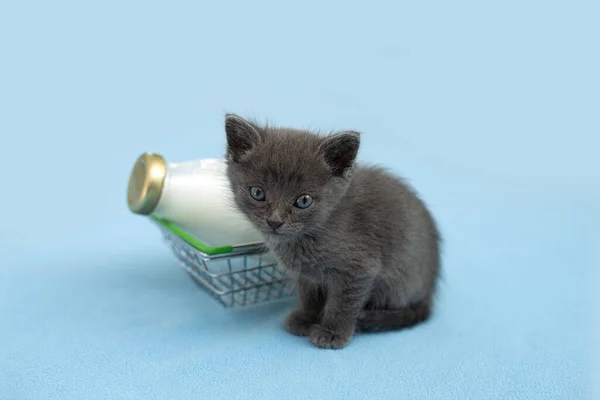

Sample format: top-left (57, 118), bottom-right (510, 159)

top-left (127, 153), bottom-right (264, 247)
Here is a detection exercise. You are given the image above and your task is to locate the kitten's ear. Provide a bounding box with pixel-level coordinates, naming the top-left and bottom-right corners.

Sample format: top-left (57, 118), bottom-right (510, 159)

top-left (225, 114), bottom-right (262, 163)
top-left (319, 131), bottom-right (360, 178)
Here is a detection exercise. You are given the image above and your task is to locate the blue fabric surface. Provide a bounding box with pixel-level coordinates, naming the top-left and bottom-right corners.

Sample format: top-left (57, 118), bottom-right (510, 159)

top-left (1, 1), bottom-right (598, 399)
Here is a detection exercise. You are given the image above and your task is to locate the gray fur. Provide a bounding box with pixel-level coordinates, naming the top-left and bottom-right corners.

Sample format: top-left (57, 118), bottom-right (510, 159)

top-left (223, 114), bottom-right (441, 349)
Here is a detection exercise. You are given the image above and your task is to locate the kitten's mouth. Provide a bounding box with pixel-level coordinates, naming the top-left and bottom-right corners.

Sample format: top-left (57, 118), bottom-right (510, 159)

top-left (263, 229), bottom-right (290, 239)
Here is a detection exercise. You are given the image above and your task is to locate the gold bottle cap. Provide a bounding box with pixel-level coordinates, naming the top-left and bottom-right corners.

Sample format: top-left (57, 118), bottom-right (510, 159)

top-left (127, 152), bottom-right (167, 215)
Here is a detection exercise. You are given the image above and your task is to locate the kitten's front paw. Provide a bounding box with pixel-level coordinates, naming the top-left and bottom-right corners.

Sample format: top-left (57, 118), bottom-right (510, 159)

top-left (285, 310), bottom-right (317, 337)
top-left (309, 324), bottom-right (352, 349)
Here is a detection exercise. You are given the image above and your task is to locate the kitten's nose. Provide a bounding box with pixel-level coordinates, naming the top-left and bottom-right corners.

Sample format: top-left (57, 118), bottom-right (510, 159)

top-left (267, 219), bottom-right (284, 231)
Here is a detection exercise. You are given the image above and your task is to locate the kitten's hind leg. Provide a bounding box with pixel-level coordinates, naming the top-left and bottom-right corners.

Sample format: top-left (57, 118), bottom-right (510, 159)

top-left (356, 299), bottom-right (432, 333)
top-left (285, 278), bottom-right (326, 337)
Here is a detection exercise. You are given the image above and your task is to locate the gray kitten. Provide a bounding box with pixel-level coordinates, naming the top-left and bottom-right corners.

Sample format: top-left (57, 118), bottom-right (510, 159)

top-left (224, 114), bottom-right (441, 349)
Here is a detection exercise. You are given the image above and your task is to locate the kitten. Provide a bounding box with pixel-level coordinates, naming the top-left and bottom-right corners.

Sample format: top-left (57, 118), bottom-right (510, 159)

top-left (224, 114), bottom-right (441, 349)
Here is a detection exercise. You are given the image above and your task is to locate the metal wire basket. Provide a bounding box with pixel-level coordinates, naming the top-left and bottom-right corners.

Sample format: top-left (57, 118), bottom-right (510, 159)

top-left (156, 222), bottom-right (296, 308)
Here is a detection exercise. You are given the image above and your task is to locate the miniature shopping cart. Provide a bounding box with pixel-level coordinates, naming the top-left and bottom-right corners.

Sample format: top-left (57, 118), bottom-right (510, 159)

top-left (152, 217), bottom-right (296, 307)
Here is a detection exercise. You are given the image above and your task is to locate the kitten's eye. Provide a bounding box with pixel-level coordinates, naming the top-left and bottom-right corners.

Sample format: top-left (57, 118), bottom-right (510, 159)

top-left (249, 186), bottom-right (266, 201)
top-left (294, 194), bottom-right (313, 209)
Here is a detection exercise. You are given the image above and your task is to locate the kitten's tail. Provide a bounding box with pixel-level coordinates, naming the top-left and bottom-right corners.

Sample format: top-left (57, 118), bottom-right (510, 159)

top-left (356, 300), bottom-right (431, 333)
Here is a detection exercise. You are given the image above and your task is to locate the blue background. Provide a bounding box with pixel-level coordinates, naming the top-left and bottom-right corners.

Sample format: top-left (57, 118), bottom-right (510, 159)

top-left (1, 1), bottom-right (598, 399)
